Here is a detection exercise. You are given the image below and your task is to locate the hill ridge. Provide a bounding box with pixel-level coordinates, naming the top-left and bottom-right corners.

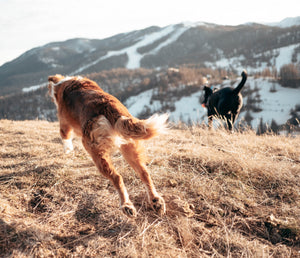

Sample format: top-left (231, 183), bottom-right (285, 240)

top-left (1, 20), bottom-right (300, 96)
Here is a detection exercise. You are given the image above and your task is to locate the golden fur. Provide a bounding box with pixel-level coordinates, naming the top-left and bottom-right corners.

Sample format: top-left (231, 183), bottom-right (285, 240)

top-left (48, 74), bottom-right (168, 218)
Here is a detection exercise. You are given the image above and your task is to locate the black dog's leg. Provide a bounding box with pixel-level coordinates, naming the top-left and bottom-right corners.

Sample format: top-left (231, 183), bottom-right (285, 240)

top-left (231, 113), bottom-right (238, 131)
top-left (225, 114), bottom-right (233, 131)
top-left (208, 115), bottom-right (213, 129)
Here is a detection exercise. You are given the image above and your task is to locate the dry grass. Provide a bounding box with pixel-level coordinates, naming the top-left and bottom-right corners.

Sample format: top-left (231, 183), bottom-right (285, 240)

top-left (0, 119), bottom-right (299, 257)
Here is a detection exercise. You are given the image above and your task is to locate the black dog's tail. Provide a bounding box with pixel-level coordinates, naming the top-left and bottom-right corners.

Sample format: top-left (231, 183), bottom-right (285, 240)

top-left (233, 70), bottom-right (247, 94)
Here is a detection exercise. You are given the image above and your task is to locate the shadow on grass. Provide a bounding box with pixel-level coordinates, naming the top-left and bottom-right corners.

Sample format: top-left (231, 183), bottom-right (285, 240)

top-left (51, 193), bottom-right (137, 251)
top-left (0, 218), bottom-right (40, 256)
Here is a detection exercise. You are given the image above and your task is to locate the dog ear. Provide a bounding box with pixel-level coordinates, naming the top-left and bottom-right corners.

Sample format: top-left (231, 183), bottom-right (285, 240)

top-left (48, 74), bottom-right (64, 84)
top-left (203, 85), bottom-right (213, 93)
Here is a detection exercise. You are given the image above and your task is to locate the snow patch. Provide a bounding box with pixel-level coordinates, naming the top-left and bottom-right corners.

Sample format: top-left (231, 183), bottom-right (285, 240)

top-left (273, 43), bottom-right (299, 68)
top-left (240, 78), bottom-right (300, 127)
top-left (124, 77), bottom-right (300, 128)
top-left (22, 83), bottom-right (46, 93)
top-left (125, 89), bottom-right (162, 116)
top-left (148, 26), bottom-right (188, 56)
top-left (206, 43), bottom-right (300, 73)
top-left (182, 21), bottom-right (212, 28)
top-left (267, 16), bottom-right (300, 28)
top-left (51, 47), bottom-right (60, 51)
top-left (170, 91), bottom-right (205, 123)
top-left (72, 25), bottom-right (189, 73)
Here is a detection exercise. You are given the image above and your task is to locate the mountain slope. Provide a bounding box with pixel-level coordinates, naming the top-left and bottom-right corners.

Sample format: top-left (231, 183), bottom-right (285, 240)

top-left (0, 67), bottom-right (299, 133)
top-left (266, 16), bottom-right (300, 28)
top-left (124, 75), bottom-right (300, 129)
top-left (0, 20), bottom-right (300, 96)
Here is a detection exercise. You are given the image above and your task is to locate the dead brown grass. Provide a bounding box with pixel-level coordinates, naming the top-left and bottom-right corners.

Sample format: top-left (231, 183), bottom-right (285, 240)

top-left (0, 119), bottom-right (299, 257)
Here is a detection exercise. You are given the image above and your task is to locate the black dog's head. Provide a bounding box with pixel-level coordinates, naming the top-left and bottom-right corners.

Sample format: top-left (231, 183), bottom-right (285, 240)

top-left (201, 86), bottom-right (213, 108)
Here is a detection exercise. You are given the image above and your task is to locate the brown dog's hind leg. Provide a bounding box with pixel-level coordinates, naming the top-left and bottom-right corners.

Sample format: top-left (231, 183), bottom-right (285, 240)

top-left (120, 141), bottom-right (165, 216)
top-left (82, 136), bottom-right (137, 218)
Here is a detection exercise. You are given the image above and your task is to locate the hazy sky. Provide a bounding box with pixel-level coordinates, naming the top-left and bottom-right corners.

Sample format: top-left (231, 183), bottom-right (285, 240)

top-left (0, 0), bottom-right (299, 65)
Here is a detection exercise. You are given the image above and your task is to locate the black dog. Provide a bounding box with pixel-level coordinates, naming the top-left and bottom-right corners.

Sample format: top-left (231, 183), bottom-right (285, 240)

top-left (202, 70), bottom-right (247, 131)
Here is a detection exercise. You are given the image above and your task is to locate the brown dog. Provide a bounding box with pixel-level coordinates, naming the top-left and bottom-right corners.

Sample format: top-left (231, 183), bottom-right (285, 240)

top-left (48, 75), bottom-right (168, 218)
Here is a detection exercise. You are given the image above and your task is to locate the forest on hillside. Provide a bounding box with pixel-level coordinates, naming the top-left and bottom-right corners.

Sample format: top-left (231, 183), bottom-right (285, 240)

top-left (0, 65), bottom-right (299, 135)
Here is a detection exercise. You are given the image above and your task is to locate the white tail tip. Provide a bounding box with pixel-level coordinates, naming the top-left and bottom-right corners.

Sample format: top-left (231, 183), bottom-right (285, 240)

top-left (144, 113), bottom-right (169, 135)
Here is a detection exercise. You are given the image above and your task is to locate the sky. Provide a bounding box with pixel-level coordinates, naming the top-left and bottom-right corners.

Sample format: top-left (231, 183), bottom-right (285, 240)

top-left (0, 0), bottom-right (299, 66)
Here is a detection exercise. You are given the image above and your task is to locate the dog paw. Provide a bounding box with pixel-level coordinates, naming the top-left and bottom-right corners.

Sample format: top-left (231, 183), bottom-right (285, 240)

top-left (151, 196), bottom-right (166, 216)
top-left (121, 203), bottom-right (137, 218)
top-left (64, 148), bottom-right (74, 155)
top-left (63, 139), bottom-right (74, 154)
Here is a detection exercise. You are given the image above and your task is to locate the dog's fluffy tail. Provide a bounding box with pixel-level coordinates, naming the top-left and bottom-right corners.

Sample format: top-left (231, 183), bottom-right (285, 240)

top-left (233, 70), bottom-right (247, 94)
top-left (115, 114), bottom-right (169, 140)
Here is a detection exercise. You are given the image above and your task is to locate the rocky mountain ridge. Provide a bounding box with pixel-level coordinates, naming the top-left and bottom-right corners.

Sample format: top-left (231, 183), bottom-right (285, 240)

top-left (0, 18), bottom-right (300, 96)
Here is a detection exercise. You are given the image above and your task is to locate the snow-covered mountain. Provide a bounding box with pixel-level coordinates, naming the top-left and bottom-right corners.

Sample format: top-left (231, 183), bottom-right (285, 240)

top-left (71, 24), bottom-right (191, 73)
top-left (0, 17), bottom-right (299, 131)
top-left (266, 16), bottom-right (300, 28)
top-left (0, 18), bottom-right (300, 96)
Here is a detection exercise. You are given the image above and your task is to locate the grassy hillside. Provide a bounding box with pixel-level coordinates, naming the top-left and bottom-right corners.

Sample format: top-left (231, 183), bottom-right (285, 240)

top-left (0, 120), bottom-right (299, 257)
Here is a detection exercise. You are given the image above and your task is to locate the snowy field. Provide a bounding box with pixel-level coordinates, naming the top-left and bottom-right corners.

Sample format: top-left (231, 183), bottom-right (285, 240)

top-left (125, 77), bottom-right (300, 129)
top-left (240, 78), bottom-right (300, 128)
